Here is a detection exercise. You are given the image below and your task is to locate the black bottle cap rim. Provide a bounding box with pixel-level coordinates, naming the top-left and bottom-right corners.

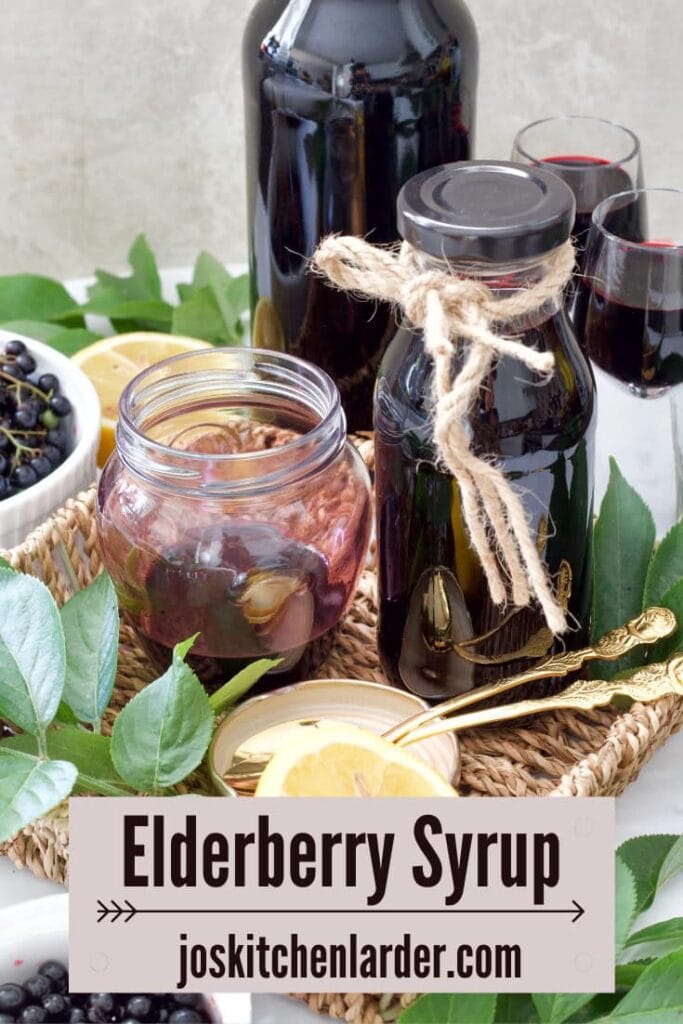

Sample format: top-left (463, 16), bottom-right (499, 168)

top-left (398, 160), bottom-right (577, 263)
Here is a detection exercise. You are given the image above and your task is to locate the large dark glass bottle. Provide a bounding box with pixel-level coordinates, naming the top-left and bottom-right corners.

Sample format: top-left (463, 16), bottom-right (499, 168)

top-left (375, 162), bottom-right (597, 702)
top-left (243, 0), bottom-right (478, 431)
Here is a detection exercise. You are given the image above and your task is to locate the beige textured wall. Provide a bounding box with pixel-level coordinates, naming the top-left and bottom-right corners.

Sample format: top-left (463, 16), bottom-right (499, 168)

top-left (1, 0), bottom-right (681, 277)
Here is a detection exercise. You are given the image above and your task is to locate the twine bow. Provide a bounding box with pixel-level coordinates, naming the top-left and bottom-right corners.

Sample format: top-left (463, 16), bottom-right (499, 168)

top-left (313, 235), bottom-right (577, 635)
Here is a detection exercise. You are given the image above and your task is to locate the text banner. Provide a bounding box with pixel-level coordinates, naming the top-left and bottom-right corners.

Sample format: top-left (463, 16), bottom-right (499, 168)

top-left (69, 797), bottom-right (615, 993)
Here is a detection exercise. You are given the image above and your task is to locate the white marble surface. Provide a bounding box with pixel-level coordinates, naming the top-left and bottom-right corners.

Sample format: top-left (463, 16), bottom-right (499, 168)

top-left (0, 0), bottom-right (682, 278)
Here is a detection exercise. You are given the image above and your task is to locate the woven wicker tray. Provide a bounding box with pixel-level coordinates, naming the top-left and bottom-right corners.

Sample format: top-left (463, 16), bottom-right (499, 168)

top-left (2, 445), bottom-right (682, 1024)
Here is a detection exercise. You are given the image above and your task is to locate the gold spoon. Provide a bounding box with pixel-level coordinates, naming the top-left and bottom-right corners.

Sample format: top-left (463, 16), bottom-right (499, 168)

top-left (396, 653), bottom-right (683, 747)
top-left (384, 607), bottom-right (676, 745)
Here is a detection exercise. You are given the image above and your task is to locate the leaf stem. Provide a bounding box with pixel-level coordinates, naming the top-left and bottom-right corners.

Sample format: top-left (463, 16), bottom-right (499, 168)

top-left (208, 657), bottom-right (282, 715)
top-left (79, 776), bottom-right (137, 798)
top-left (36, 730), bottom-right (48, 759)
top-left (57, 540), bottom-right (81, 594)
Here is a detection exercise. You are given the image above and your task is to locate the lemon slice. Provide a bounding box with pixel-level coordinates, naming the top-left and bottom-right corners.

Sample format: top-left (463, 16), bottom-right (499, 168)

top-left (72, 332), bottom-right (211, 466)
top-left (255, 721), bottom-right (458, 798)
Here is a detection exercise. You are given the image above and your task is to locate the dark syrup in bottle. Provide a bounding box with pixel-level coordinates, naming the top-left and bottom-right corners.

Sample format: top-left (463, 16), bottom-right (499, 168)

top-left (375, 310), bottom-right (596, 701)
top-left (243, 0), bottom-right (478, 430)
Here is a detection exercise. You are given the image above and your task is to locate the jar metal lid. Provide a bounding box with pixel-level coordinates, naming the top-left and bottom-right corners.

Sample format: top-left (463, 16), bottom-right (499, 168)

top-left (397, 160), bottom-right (576, 262)
top-left (209, 679), bottom-right (461, 796)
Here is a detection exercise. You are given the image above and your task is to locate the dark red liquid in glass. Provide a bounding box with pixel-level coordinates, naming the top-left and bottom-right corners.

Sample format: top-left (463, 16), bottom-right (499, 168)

top-left (574, 288), bottom-right (683, 393)
top-left (543, 156), bottom-right (636, 275)
top-left (571, 175), bottom-right (683, 393)
top-left (375, 309), bottom-right (596, 701)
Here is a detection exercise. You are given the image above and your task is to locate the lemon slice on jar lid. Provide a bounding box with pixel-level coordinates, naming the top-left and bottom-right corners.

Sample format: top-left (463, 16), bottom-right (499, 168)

top-left (72, 332), bottom-right (212, 466)
top-left (255, 721), bottom-right (458, 798)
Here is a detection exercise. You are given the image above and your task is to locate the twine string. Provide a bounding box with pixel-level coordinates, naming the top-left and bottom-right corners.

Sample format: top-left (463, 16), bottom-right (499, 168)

top-left (313, 235), bottom-right (577, 635)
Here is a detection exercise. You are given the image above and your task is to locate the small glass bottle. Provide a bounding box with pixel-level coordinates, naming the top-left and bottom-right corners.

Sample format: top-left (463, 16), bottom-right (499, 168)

top-left (97, 349), bottom-right (372, 691)
top-left (375, 161), bottom-right (597, 701)
top-left (243, 0), bottom-right (478, 433)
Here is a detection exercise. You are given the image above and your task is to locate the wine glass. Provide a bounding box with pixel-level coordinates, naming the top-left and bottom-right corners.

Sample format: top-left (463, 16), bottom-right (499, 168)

top-left (512, 116), bottom-right (643, 297)
top-left (671, 388), bottom-right (683, 522)
top-left (575, 188), bottom-right (683, 530)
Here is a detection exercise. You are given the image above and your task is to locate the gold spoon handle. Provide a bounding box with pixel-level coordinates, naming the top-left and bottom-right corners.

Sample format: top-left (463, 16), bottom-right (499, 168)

top-left (396, 654), bottom-right (683, 747)
top-left (384, 607), bottom-right (676, 744)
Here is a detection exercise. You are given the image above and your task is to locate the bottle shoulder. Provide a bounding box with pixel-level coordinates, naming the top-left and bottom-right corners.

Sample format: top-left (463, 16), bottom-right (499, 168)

top-left (376, 313), bottom-right (596, 456)
top-left (244, 0), bottom-right (478, 90)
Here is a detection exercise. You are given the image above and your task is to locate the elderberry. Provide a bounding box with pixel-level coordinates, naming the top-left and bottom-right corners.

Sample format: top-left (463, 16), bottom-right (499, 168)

top-left (49, 395), bottom-right (71, 418)
top-left (12, 465), bottom-right (38, 489)
top-left (0, 962), bottom-right (213, 1022)
top-left (42, 445), bottom-right (63, 467)
top-left (15, 353), bottom-right (37, 375)
top-left (30, 456), bottom-right (53, 479)
top-left (38, 374), bottom-right (59, 394)
top-left (13, 406), bottom-right (39, 431)
top-left (4, 340), bottom-right (26, 356)
top-left (0, 340), bottom-right (73, 502)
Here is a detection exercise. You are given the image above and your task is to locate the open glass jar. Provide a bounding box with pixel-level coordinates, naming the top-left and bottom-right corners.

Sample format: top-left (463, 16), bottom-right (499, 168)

top-left (97, 349), bottom-right (372, 690)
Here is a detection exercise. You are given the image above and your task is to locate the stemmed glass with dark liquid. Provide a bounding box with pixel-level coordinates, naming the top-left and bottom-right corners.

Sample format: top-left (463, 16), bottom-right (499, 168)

top-left (512, 115), bottom-right (643, 305)
top-left (574, 188), bottom-right (683, 526)
top-left (574, 188), bottom-right (683, 394)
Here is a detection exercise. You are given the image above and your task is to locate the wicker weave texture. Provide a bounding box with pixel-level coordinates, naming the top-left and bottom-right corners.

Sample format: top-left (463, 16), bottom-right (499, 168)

top-left (3, 481), bottom-right (682, 868)
top-left (1, 468), bottom-right (682, 1023)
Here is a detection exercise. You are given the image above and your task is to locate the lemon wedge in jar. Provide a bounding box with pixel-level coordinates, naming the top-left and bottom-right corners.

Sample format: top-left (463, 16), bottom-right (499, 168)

top-left (255, 722), bottom-right (458, 798)
top-left (71, 332), bottom-right (212, 467)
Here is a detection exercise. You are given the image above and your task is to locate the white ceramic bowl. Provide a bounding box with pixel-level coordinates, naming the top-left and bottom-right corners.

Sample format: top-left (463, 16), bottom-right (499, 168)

top-left (0, 894), bottom-right (252, 1022)
top-left (0, 331), bottom-right (100, 550)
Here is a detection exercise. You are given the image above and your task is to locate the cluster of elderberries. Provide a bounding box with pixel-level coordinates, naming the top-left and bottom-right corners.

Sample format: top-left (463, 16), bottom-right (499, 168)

top-left (0, 339), bottom-right (72, 501)
top-left (0, 961), bottom-right (211, 1022)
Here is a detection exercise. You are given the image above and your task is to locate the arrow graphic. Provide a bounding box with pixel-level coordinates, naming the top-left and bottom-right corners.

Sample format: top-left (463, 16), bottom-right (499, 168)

top-left (97, 899), bottom-right (137, 924)
top-left (571, 900), bottom-right (585, 924)
top-left (96, 899), bottom-right (585, 925)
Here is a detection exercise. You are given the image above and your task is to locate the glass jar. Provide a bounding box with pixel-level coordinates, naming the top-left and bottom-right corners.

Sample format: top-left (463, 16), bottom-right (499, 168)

top-left (243, 0), bottom-right (478, 432)
top-left (375, 161), bottom-right (597, 701)
top-left (97, 349), bottom-right (372, 690)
